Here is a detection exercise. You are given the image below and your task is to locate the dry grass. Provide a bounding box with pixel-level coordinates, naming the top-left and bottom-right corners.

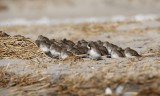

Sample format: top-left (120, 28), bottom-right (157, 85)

top-left (0, 67), bottom-right (160, 96)
top-left (0, 67), bottom-right (36, 87)
top-left (0, 36), bottom-right (46, 59)
top-left (0, 19), bottom-right (160, 95)
top-left (0, 20), bottom-right (140, 40)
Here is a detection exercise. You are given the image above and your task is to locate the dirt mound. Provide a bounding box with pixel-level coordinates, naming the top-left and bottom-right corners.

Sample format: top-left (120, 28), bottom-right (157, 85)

top-left (0, 32), bottom-right (45, 59)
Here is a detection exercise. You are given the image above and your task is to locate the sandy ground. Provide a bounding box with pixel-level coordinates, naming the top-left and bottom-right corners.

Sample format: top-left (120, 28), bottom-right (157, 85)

top-left (0, 0), bottom-right (160, 96)
top-left (0, 18), bottom-right (160, 96)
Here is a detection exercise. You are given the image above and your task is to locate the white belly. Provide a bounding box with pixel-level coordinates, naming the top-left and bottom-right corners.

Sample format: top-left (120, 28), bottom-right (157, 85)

top-left (40, 46), bottom-right (50, 52)
top-left (125, 53), bottom-right (135, 58)
top-left (111, 53), bottom-right (120, 58)
top-left (107, 47), bottom-right (112, 54)
top-left (88, 49), bottom-right (101, 59)
top-left (50, 49), bottom-right (60, 56)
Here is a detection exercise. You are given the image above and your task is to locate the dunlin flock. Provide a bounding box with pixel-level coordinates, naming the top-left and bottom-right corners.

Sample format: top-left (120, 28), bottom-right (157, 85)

top-left (35, 35), bottom-right (141, 60)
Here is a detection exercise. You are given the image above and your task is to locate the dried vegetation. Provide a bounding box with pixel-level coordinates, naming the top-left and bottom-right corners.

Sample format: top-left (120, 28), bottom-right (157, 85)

top-left (0, 19), bottom-right (160, 96)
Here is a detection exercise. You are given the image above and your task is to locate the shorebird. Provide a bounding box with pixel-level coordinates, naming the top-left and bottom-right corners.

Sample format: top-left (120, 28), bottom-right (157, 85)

top-left (50, 43), bottom-right (62, 58)
top-left (50, 39), bottom-right (66, 49)
top-left (124, 47), bottom-right (141, 58)
top-left (110, 47), bottom-right (125, 58)
top-left (62, 38), bottom-right (75, 47)
top-left (74, 43), bottom-right (88, 54)
top-left (35, 35), bottom-right (50, 47)
top-left (77, 46), bottom-right (88, 54)
top-left (87, 41), bottom-right (102, 60)
top-left (94, 40), bottom-right (108, 56)
top-left (60, 48), bottom-right (73, 59)
top-left (95, 40), bottom-right (109, 55)
top-left (38, 41), bottom-right (52, 57)
top-left (95, 40), bottom-right (104, 46)
top-left (97, 44), bottom-right (109, 56)
top-left (50, 38), bottom-right (56, 43)
top-left (76, 39), bottom-right (88, 48)
top-left (105, 43), bottom-right (118, 55)
top-left (103, 41), bottom-right (111, 53)
top-left (37, 35), bottom-right (50, 42)
top-left (103, 41), bottom-right (110, 47)
top-left (67, 45), bottom-right (82, 55)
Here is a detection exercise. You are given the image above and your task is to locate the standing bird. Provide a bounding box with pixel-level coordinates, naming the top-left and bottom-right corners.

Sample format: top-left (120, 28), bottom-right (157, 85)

top-left (95, 40), bottom-right (104, 46)
top-left (104, 42), bottom-right (118, 55)
top-left (38, 41), bottom-right (52, 57)
top-left (36, 35), bottom-right (50, 42)
top-left (35, 35), bottom-right (51, 47)
top-left (60, 48), bottom-right (73, 59)
top-left (124, 47), bottom-right (141, 58)
top-left (76, 46), bottom-right (88, 54)
top-left (95, 41), bottom-right (108, 56)
top-left (35, 35), bottom-right (52, 57)
top-left (75, 40), bottom-right (88, 54)
top-left (62, 38), bottom-right (75, 47)
top-left (98, 45), bottom-right (109, 56)
top-left (67, 45), bottom-right (82, 55)
top-left (110, 47), bottom-right (125, 58)
top-left (76, 39), bottom-right (88, 47)
top-left (87, 41), bottom-right (102, 60)
top-left (50, 43), bottom-right (62, 58)
top-left (103, 42), bottom-right (115, 54)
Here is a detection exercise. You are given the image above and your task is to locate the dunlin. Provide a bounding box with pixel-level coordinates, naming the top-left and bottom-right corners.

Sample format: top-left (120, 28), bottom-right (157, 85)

top-left (110, 47), bottom-right (124, 58)
top-left (38, 41), bottom-right (52, 56)
top-left (50, 43), bottom-right (62, 58)
top-left (62, 38), bottom-right (75, 47)
top-left (60, 48), bottom-right (73, 59)
top-left (87, 41), bottom-right (102, 60)
top-left (124, 47), bottom-right (141, 58)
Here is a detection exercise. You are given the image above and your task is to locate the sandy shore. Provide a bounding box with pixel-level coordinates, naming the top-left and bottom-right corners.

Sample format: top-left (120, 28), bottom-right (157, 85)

top-left (0, 18), bottom-right (160, 95)
top-left (0, 0), bottom-right (160, 95)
